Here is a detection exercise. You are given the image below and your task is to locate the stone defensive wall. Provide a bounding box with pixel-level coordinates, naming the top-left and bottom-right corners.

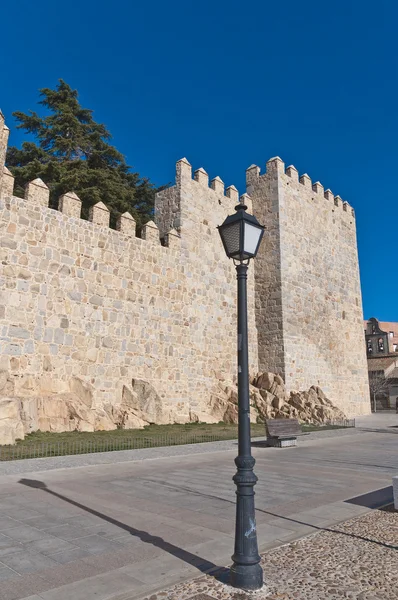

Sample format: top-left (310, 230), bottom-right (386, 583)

top-left (248, 157), bottom-right (370, 416)
top-left (0, 109), bottom-right (370, 435)
top-left (0, 112), bottom-right (258, 425)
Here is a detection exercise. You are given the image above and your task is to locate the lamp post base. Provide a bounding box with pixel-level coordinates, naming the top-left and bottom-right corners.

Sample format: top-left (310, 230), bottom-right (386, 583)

top-left (230, 561), bottom-right (263, 591)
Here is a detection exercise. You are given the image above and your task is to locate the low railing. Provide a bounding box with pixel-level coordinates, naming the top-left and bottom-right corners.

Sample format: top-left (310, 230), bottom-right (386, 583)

top-left (0, 418), bottom-right (355, 462)
top-left (325, 418), bottom-right (355, 427)
top-left (0, 431), bottom-right (251, 462)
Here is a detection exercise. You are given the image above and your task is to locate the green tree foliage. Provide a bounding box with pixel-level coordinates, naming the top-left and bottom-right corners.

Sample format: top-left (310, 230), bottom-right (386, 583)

top-left (6, 80), bottom-right (158, 228)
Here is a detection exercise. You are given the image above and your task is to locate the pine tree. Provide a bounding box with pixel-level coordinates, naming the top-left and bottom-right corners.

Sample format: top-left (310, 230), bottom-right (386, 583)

top-left (6, 80), bottom-right (158, 228)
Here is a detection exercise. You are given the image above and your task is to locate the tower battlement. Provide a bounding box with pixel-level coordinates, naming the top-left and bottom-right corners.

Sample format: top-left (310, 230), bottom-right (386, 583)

top-left (246, 157), bottom-right (355, 220)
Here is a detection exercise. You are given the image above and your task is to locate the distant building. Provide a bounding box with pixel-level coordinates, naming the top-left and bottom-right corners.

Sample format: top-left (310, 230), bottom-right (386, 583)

top-left (364, 318), bottom-right (398, 410)
top-left (367, 356), bottom-right (398, 410)
top-left (364, 317), bottom-right (398, 356)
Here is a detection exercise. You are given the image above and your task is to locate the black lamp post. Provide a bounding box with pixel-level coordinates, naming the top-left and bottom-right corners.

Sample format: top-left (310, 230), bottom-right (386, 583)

top-left (217, 197), bottom-right (265, 591)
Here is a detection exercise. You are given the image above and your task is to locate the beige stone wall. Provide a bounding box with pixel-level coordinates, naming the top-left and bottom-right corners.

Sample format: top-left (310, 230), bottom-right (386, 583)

top-left (249, 157), bottom-right (370, 416)
top-left (0, 151), bottom-right (258, 421)
top-left (0, 108), bottom-right (370, 422)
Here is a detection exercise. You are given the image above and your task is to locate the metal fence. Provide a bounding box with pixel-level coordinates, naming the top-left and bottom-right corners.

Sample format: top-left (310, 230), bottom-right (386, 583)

top-left (0, 431), bottom-right (246, 461)
top-left (320, 419), bottom-right (355, 428)
top-left (0, 419), bottom-right (355, 462)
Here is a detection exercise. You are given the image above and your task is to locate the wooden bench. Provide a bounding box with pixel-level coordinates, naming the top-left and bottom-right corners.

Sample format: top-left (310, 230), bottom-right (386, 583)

top-left (265, 418), bottom-right (301, 447)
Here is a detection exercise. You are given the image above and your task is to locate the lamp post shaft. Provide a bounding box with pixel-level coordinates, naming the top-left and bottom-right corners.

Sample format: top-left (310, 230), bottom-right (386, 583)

top-left (230, 263), bottom-right (263, 590)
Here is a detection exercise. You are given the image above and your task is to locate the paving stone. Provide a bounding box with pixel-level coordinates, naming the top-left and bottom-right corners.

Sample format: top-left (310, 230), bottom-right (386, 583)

top-left (0, 573), bottom-right (50, 600)
top-left (0, 545), bottom-right (24, 558)
top-left (0, 550), bottom-right (58, 574)
top-left (21, 516), bottom-right (71, 531)
top-left (3, 525), bottom-right (54, 544)
top-left (38, 560), bottom-right (101, 587)
top-left (50, 546), bottom-right (92, 564)
top-left (25, 537), bottom-right (79, 555)
top-left (43, 524), bottom-right (96, 540)
top-left (73, 534), bottom-right (124, 555)
top-left (0, 566), bottom-right (19, 581)
top-left (0, 517), bottom-right (21, 531)
top-left (38, 570), bottom-right (145, 600)
top-left (3, 508), bottom-right (42, 520)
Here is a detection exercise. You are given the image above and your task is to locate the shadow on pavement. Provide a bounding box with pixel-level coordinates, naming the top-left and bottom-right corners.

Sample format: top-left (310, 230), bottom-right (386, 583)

top-left (344, 486), bottom-right (393, 508)
top-left (18, 478), bottom-right (229, 582)
top-left (131, 477), bottom-right (397, 551)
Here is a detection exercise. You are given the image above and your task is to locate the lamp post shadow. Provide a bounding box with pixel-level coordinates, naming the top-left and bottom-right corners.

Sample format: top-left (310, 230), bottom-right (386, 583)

top-left (18, 478), bottom-right (229, 582)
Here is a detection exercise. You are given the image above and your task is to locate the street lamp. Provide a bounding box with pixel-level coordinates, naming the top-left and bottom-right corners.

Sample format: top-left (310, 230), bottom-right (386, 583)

top-left (217, 197), bottom-right (265, 591)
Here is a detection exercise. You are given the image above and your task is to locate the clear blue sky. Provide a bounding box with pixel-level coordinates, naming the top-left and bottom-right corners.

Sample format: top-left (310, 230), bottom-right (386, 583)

top-left (2, 0), bottom-right (397, 321)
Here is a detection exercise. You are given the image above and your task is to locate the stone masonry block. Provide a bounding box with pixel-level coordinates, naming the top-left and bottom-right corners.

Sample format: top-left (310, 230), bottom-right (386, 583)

top-left (286, 165), bottom-right (299, 181)
top-left (2, 166), bottom-right (14, 197)
top-left (324, 189), bottom-right (334, 201)
top-left (176, 158), bottom-right (192, 185)
top-left (24, 178), bottom-right (50, 207)
top-left (89, 201), bottom-right (110, 227)
top-left (142, 220), bottom-right (159, 243)
top-left (167, 228), bottom-right (181, 249)
top-left (116, 212), bottom-right (136, 236)
top-left (210, 176), bottom-right (224, 195)
top-left (299, 173), bottom-right (312, 188)
top-left (194, 168), bottom-right (208, 186)
top-left (0, 117), bottom-right (9, 193)
top-left (266, 157), bottom-right (285, 176)
top-left (240, 193), bottom-right (253, 213)
top-left (58, 191), bottom-right (82, 218)
top-left (225, 185), bottom-right (239, 203)
top-left (246, 165), bottom-right (260, 195)
top-left (312, 181), bottom-right (324, 195)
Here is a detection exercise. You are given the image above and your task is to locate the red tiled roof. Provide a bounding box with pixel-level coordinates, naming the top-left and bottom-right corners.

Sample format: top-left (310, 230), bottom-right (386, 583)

top-left (367, 356), bottom-right (398, 372)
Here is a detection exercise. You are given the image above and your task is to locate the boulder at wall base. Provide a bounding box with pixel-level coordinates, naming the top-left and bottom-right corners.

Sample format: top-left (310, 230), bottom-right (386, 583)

top-left (0, 399), bottom-right (24, 445)
top-left (0, 374), bottom-right (177, 444)
top-left (118, 381), bottom-right (175, 426)
top-left (200, 384), bottom-right (260, 425)
top-left (128, 379), bottom-right (175, 425)
top-left (252, 372), bottom-right (274, 391)
top-left (250, 372), bottom-right (347, 424)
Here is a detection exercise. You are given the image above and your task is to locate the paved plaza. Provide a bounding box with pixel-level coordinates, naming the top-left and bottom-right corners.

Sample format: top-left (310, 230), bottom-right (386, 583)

top-left (0, 415), bottom-right (396, 600)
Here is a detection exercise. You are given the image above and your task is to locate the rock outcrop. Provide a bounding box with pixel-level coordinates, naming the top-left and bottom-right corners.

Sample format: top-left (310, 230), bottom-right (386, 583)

top-left (195, 372), bottom-right (347, 425)
top-left (0, 369), bottom-right (346, 445)
top-left (0, 373), bottom-right (176, 445)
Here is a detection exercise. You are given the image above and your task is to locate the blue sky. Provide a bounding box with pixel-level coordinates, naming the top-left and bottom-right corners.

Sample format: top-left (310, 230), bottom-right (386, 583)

top-left (2, 0), bottom-right (397, 320)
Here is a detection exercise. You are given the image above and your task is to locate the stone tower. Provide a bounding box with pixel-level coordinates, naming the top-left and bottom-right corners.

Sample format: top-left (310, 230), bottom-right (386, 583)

top-left (247, 157), bottom-right (370, 415)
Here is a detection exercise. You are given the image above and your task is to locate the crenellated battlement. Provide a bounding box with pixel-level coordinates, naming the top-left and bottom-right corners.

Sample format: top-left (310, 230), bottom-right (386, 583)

top-left (0, 157), bottom-right (184, 254)
top-left (0, 179), bottom-right (182, 251)
top-left (155, 156), bottom-right (241, 238)
top-left (175, 157), bottom-right (238, 203)
top-left (246, 156), bottom-right (356, 221)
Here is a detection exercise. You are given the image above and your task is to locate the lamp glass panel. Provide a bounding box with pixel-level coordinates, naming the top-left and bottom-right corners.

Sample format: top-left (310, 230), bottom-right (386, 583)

top-left (244, 222), bottom-right (262, 256)
top-left (220, 222), bottom-right (241, 256)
